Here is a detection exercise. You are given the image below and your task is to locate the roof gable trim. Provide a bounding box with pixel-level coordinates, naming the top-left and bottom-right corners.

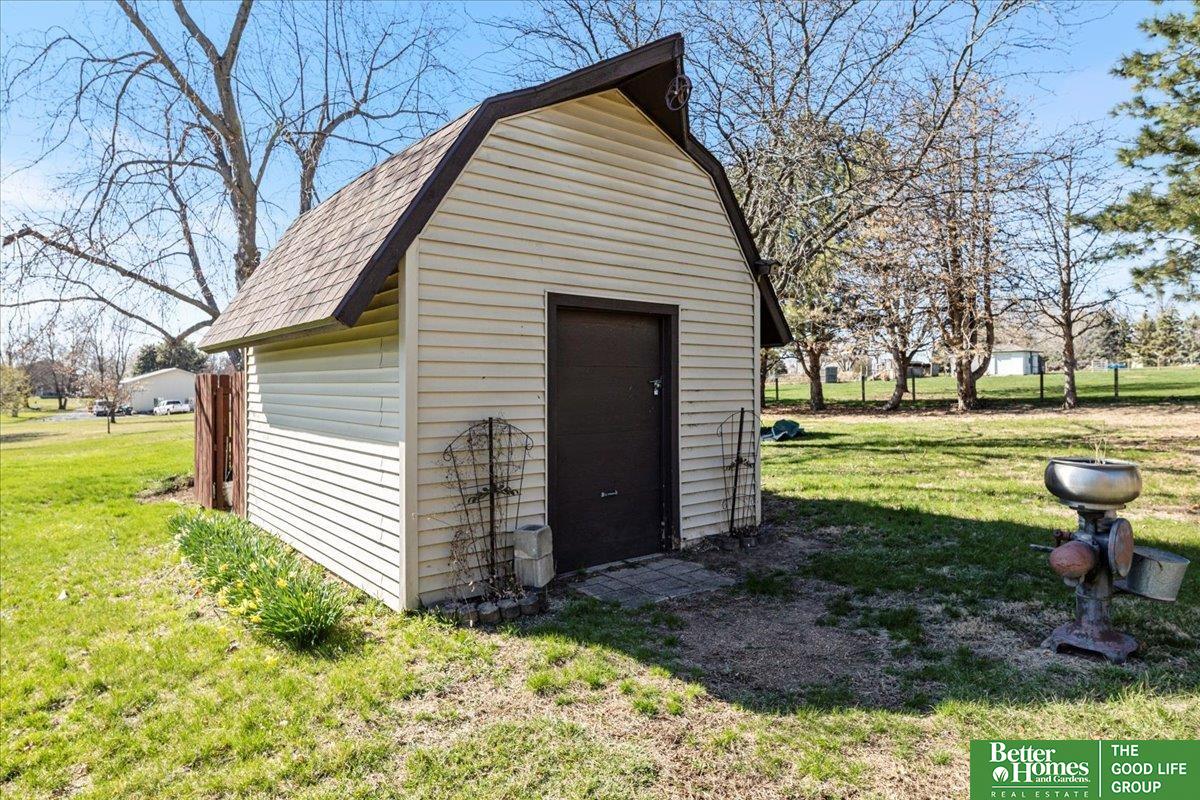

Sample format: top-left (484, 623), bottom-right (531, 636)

top-left (331, 35), bottom-right (688, 330)
top-left (203, 34), bottom-right (790, 350)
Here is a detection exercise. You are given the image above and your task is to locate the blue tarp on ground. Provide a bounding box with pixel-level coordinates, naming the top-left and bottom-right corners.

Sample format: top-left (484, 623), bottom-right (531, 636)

top-left (762, 419), bottom-right (803, 442)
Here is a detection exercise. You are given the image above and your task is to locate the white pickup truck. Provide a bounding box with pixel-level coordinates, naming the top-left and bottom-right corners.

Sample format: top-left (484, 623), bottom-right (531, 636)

top-left (153, 399), bottom-right (193, 415)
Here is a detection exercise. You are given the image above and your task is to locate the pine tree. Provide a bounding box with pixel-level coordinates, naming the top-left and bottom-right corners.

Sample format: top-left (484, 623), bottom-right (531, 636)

top-left (133, 345), bottom-right (159, 376)
top-left (156, 341), bottom-right (209, 373)
top-left (1186, 313), bottom-right (1200, 363)
top-left (1118, 316), bottom-right (1133, 362)
top-left (1154, 307), bottom-right (1185, 365)
top-left (1131, 312), bottom-right (1158, 367)
top-left (132, 340), bottom-right (209, 375)
top-left (1098, 4), bottom-right (1200, 299)
top-left (1097, 310), bottom-right (1131, 363)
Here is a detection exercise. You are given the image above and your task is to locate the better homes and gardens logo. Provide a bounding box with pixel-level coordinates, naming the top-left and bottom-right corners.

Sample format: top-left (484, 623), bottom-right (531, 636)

top-left (981, 741), bottom-right (1091, 795)
top-left (970, 740), bottom-right (1199, 799)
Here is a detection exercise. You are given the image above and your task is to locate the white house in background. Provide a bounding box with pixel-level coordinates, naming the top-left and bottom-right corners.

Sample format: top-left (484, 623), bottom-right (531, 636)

top-left (988, 349), bottom-right (1043, 376)
top-left (198, 37), bottom-right (791, 611)
top-left (120, 367), bottom-right (197, 413)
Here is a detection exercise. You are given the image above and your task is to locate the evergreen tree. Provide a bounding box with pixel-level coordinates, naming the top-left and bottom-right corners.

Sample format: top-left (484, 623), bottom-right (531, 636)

top-left (1131, 312), bottom-right (1158, 366)
top-left (1118, 316), bottom-right (1133, 362)
top-left (1095, 309), bottom-right (1131, 363)
top-left (157, 341), bottom-right (209, 373)
top-left (1154, 307), bottom-right (1185, 365)
top-left (1098, 4), bottom-right (1200, 299)
top-left (133, 345), bottom-right (159, 376)
top-left (1186, 313), bottom-right (1200, 363)
top-left (132, 340), bottom-right (209, 375)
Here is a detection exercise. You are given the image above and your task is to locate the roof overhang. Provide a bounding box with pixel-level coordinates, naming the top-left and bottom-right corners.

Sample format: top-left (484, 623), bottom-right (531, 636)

top-left (201, 34), bottom-right (791, 351)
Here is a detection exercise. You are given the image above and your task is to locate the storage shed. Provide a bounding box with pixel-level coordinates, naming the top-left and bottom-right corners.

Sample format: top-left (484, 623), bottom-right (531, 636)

top-left (989, 349), bottom-right (1043, 376)
top-left (199, 36), bottom-right (791, 610)
top-left (120, 367), bottom-right (196, 413)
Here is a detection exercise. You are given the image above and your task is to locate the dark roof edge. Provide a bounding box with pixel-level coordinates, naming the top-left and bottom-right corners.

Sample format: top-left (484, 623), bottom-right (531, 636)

top-left (202, 317), bottom-right (347, 352)
top-left (333, 33), bottom-right (792, 346)
top-left (332, 35), bottom-right (687, 329)
top-left (208, 34), bottom-right (792, 351)
top-left (682, 135), bottom-right (790, 346)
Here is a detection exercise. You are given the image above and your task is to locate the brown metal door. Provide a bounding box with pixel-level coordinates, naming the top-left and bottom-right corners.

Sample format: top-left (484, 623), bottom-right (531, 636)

top-left (549, 303), bottom-right (667, 572)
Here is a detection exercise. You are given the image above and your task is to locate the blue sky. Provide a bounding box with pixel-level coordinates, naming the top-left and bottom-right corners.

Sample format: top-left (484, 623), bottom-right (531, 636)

top-left (0, 0), bottom-right (1191, 331)
top-left (0, 0), bottom-right (1164, 135)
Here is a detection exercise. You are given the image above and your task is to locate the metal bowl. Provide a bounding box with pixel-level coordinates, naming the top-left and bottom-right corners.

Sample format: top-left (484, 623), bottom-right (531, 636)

top-left (1044, 457), bottom-right (1141, 510)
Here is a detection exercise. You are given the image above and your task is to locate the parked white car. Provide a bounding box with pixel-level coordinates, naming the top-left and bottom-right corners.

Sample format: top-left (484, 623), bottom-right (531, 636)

top-left (153, 399), bottom-right (193, 415)
top-left (91, 401), bottom-right (132, 417)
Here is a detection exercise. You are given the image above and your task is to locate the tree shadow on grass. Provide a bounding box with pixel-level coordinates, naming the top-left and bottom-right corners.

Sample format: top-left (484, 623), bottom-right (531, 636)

top-left (511, 493), bottom-right (1199, 717)
top-left (0, 430), bottom-right (51, 445)
top-left (762, 427), bottom-right (1194, 473)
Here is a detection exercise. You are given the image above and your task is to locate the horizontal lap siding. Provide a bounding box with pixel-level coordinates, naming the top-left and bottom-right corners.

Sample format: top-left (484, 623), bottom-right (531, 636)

top-left (246, 272), bottom-right (403, 608)
top-left (414, 91), bottom-right (757, 599)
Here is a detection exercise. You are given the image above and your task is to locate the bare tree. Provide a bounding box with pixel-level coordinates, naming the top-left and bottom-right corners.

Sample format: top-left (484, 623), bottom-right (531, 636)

top-left (496, 0), bottom-right (1053, 410)
top-left (1020, 132), bottom-right (1118, 409)
top-left (10, 310), bottom-right (91, 410)
top-left (81, 314), bottom-right (134, 433)
top-left (2, 1), bottom-right (449, 347)
top-left (917, 81), bottom-right (1029, 411)
top-left (39, 319), bottom-right (89, 410)
top-left (254, 1), bottom-right (450, 213)
top-left (845, 206), bottom-right (936, 410)
top-left (494, 0), bottom-right (671, 79)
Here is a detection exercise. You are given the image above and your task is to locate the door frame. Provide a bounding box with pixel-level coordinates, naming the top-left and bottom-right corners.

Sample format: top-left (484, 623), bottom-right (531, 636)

top-left (546, 292), bottom-right (681, 559)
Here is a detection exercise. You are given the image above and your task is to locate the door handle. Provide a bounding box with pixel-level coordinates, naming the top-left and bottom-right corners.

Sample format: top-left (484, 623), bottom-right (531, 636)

top-left (600, 490), bottom-right (619, 498)
top-left (649, 377), bottom-right (662, 396)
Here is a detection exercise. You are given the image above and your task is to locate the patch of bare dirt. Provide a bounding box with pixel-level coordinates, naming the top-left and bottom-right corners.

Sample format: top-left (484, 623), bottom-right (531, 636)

top-left (376, 590), bottom-right (972, 799)
top-left (686, 523), bottom-right (844, 574)
top-left (668, 577), bottom-right (902, 707)
top-left (136, 474), bottom-right (195, 505)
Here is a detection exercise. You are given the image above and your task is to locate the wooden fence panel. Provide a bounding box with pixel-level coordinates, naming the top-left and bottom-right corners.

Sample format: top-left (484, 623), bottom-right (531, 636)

top-left (213, 374), bottom-right (229, 510)
top-left (195, 374), bottom-right (216, 508)
top-left (230, 372), bottom-right (246, 516)
top-left (195, 373), bottom-right (245, 514)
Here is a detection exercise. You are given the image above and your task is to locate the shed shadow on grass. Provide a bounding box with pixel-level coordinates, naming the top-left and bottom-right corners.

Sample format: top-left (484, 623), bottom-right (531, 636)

top-left (511, 493), bottom-right (1199, 717)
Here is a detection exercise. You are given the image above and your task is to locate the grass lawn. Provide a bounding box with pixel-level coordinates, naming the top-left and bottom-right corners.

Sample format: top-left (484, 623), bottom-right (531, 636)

top-left (2, 392), bottom-right (1198, 797)
top-left (5, 396), bottom-right (91, 423)
top-left (765, 365), bottom-right (1200, 410)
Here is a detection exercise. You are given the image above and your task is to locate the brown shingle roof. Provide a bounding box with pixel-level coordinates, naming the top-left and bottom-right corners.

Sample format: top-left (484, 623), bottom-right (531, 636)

top-left (200, 35), bottom-right (792, 351)
top-left (199, 110), bottom-right (476, 350)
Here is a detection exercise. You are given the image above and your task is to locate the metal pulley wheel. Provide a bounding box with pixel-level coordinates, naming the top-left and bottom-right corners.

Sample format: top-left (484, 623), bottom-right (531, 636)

top-left (1107, 517), bottom-right (1134, 578)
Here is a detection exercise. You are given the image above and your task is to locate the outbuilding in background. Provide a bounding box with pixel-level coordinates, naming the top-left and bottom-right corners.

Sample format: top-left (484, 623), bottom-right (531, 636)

top-left (119, 367), bottom-right (197, 413)
top-left (989, 349), bottom-right (1044, 376)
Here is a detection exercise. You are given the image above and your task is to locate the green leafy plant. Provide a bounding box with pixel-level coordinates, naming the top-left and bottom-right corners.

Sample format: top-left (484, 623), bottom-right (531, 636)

top-left (170, 509), bottom-right (348, 647)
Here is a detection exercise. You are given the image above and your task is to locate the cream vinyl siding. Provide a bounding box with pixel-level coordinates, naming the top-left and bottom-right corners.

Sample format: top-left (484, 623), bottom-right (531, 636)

top-left (246, 271), bottom-right (403, 608)
top-left (411, 90), bottom-right (759, 599)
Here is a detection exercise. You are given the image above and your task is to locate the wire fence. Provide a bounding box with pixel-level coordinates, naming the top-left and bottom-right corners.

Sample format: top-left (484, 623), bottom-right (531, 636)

top-left (763, 366), bottom-right (1200, 409)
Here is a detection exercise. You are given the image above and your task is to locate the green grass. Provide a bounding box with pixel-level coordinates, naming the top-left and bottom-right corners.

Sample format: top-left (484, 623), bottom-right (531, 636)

top-left (4, 395), bottom-right (91, 422)
top-left (765, 365), bottom-right (1200, 409)
top-left (2, 392), bottom-right (1198, 798)
top-left (403, 720), bottom-right (657, 800)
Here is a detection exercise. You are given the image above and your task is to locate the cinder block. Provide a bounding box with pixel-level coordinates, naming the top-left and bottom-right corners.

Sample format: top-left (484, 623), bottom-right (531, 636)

top-left (513, 524), bottom-right (553, 560)
top-left (515, 553), bottom-right (555, 588)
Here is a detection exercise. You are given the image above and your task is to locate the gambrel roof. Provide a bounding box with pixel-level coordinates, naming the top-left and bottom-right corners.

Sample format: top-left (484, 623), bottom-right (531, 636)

top-left (200, 35), bottom-right (791, 351)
